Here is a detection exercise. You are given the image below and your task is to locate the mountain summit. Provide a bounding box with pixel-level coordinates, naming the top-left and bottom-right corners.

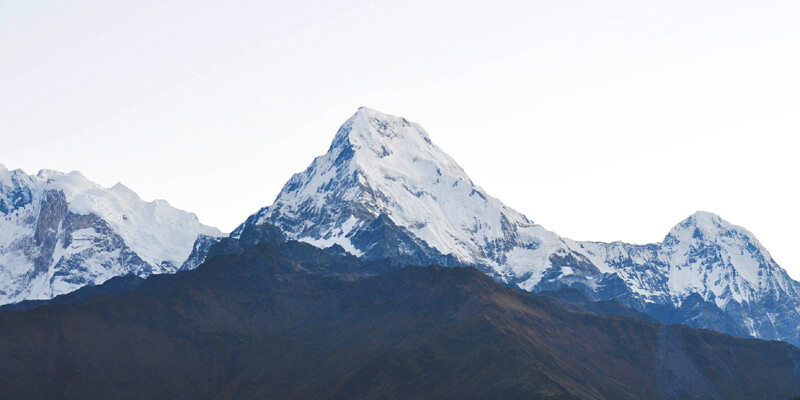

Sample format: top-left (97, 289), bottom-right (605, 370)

top-left (235, 107), bottom-right (800, 346)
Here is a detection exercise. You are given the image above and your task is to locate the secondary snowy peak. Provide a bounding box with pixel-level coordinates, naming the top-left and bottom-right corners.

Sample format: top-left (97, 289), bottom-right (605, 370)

top-left (576, 211), bottom-right (793, 302)
top-left (661, 211), bottom-right (792, 304)
top-left (0, 165), bottom-right (223, 304)
top-left (36, 169), bottom-right (222, 266)
top-left (237, 107), bottom-right (548, 269)
top-left (667, 211), bottom-right (764, 248)
top-left (572, 211), bottom-right (800, 342)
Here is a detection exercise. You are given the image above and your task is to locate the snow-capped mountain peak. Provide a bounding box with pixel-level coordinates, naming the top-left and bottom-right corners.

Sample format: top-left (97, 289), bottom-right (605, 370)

top-left (237, 107), bottom-right (538, 267)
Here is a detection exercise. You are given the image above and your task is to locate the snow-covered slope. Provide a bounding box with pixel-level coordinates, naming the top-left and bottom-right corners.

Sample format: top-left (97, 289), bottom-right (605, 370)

top-left (234, 107), bottom-right (800, 346)
top-left (571, 212), bottom-right (800, 340)
top-left (234, 107), bottom-right (563, 274)
top-left (0, 165), bottom-right (223, 304)
top-left (574, 212), bottom-right (797, 306)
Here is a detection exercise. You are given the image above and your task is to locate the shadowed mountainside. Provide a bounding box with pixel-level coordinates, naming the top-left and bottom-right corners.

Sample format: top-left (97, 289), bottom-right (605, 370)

top-left (0, 238), bottom-right (799, 400)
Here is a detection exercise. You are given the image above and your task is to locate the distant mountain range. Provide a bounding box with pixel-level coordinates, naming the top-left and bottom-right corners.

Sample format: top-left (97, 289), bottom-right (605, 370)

top-left (3, 108), bottom-right (800, 399)
top-left (2, 107), bottom-right (799, 350)
top-left (230, 107), bottom-right (800, 346)
top-left (0, 165), bottom-right (222, 304)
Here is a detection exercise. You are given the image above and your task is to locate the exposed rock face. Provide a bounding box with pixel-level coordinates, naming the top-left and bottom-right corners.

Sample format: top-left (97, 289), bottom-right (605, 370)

top-left (232, 108), bottom-right (800, 346)
top-left (0, 165), bottom-right (222, 304)
top-left (180, 234), bottom-right (223, 271)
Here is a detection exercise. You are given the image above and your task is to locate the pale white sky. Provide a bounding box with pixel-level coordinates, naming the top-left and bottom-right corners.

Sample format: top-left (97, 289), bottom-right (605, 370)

top-left (2, 1), bottom-right (799, 277)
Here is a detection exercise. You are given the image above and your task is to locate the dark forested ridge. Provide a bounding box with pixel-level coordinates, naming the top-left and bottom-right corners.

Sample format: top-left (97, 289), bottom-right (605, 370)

top-left (1, 237), bottom-right (799, 400)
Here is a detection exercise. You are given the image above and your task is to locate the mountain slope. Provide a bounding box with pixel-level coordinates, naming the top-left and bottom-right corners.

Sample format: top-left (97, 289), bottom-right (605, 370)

top-left (233, 107), bottom-right (562, 278)
top-left (1, 238), bottom-right (798, 400)
top-left (568, 211), bottom-right (800, 343)
top-left (0, 164), bottom-right (222, 304)
top-left (233, 107), bottom-right (800, 346)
